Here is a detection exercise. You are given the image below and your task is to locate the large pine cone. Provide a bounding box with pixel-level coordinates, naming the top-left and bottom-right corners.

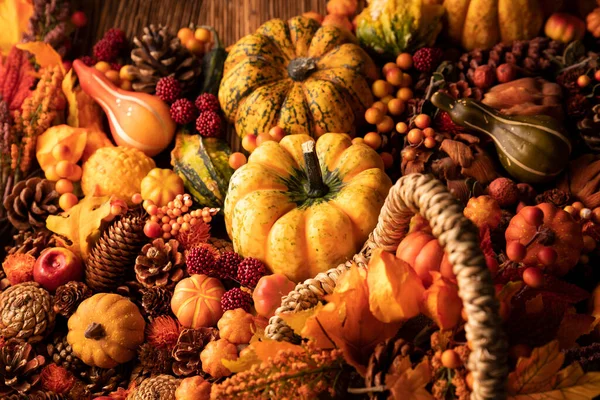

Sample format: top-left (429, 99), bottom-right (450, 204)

top-left (0, 339), bottom-right (45, 395)
top-left (6, 229), bottom-right (57, 258)
top-left (78, 365), bottom-right (130, 397)
top-left (129, 24), bottom-right (201, 94)
top-left (137, 343), bottom-right (173, 378)
top-left (579, 104), bottom-right (600, 152)
top-left (52, 281), bottom-right (93, 318)
top-left (46, 333), bottom-right (86, 373)
top-left (0, 282), bottom-right (55, 343)
top-left (3, 178), bottom-right (59, 231)
top-left (172, 327), bottom-right (219, 377)
top-left (140, 286), bottom-right (173, 319)
top-left (135, 238), bottom-right (186, 288)
top-left (129, 374), bottom-right (180, 400)
top-left (85, 211), bottom-right (146, 292)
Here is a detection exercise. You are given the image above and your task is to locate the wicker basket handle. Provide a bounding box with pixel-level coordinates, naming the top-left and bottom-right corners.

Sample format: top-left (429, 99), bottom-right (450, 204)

top-left (265, 174), bottom-right (508, 400)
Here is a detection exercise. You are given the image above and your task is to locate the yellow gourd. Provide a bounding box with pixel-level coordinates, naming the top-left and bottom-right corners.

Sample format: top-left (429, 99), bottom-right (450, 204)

top-left (140, 168), bottom-right (185, 207)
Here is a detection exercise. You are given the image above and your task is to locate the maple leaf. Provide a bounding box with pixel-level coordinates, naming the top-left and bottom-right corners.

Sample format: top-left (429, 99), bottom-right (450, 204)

top-left (301, 265), bottom-right (402, 376)
top-left (508, 340), bottom-right (600, 399)
top-left (367, 249), bottom-right (424, 323)
top-left (387, 356), bottom-right (434, 400)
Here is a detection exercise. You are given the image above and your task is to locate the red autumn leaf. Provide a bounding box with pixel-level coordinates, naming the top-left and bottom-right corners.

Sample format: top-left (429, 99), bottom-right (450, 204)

top-left (556, 310), bottom-right (595, 350)
top-left (479, 225), bottom-right (499, 276)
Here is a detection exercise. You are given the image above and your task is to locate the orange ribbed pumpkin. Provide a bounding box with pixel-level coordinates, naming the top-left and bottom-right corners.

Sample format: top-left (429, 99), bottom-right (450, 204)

top-left (395, 231), bottom-right (453, 287)
top-left (171, 275), bottom-right (225, 328)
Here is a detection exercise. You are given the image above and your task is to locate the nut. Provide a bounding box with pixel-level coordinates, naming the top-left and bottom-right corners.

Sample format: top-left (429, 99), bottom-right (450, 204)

top-left (496, 63), bottom-right (517, 83)
top-left (487, 177), bottom-right (519, 208)
top-left (473, 65), bottom-right (496, 89)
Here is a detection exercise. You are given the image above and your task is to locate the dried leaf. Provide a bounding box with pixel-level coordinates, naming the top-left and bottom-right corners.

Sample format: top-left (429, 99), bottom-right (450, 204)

top-left (36, 125), bottom-right (88, 171)
top-left (440, 139), bottom-right (474, 168)
top-left (367, 249), bottom-right (425, 323)
top-left (461, 148), bottom-right (498, 185)
top-left (16, 42), bottom-right (64, 73)
top-left (279, 303), bottom-right (323, 337)
top-left (302, 265), bottom-right (401, 376)
top-left (222, 340), bottom-right (304, 373)
top-left (454, 133), bottom-right (480, 144)
top-left (526, 294), bottom-right (545, 315)
top-left (0, 0), bottom-right (32, 54)
top-left (556, 311), bottom-right (595, 350)
top-left (46, 196), bottom-right (125, 260)
top-left (387, 357), bottom-right (434, 400)
top-left (221, 347), bottom-right (261, 373)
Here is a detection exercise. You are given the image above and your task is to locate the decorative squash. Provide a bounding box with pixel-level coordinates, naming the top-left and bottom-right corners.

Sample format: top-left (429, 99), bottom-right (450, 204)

top-left (171, 274), bottom-right (226, 328)
top-left (67, 293), bottom-right (145, 368)
top-left (140, 168), bottom-right (185, 207)
top-left (545, 13), bottom-right (587, 43)
top-left (588, 6), bottom-right (600, 37)
top-left (219, 16), bottom-right (377, 139)
top-left (253, 273), bottom-right (296, 318)
top-left (171, 133), bottom-right (233, 209)
top-left (443, 0), bottom-right (544, 50)
top-left (431, 91), bottom-right (571, 184)
top-left (395, 231), bottom-right (453, 287)
top-left (200, 339), bottom-right (238, 379)
top-left (464, 195), bottom-right (502, 230)
top-left (175, 376), bottom-right (211, 400)
top-left (73, 60), bottom-right (176, 157)
top-left (224, 133), bottom-right (392, 283)
top-left (217, 309), bottom-right (255, 344)
top-left (505, 203), bottom-right (583, 276)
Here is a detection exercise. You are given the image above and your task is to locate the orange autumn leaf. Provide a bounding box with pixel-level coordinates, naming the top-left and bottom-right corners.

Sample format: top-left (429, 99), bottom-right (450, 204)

top-left (279, 303), bottom-right (323, 336)
top-left (387, 356), bottom-right (434, 400)
top-left (221, 340), bottom-right (303, 373)
top-left (367, 248), bottom-right (424, 323)
top-left (420, 272), bottom-right (462, 330)
top-left (16, 42), bottom-right (64, 73)
top-left (556, 310), bottom-right (595, 350)
top-left (36, 125), bottom-right (88, 171)
top-left (46, 195), bottom-right (127, 260)
top-left (301, 265), bottom-right (402, 376)
top-left (0, 0), bottom-right (33, 54)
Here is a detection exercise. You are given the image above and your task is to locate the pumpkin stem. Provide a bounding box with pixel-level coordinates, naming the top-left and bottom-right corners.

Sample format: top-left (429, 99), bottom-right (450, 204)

top-left (287, 57), bottom-right (317, 81)
top-left (302, 141), bottom-right (328, 198)
top-left (84, 322), bottom-right (106, 340)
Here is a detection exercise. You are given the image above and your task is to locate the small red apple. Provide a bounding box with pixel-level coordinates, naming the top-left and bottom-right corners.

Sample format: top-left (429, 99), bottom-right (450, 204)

top-left (33, 247), bottom-right (83, 292)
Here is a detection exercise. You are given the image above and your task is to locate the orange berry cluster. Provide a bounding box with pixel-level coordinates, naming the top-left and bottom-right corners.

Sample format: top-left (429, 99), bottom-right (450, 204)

top-left (177, 27), bottom-right (213, 57)
top-left (142, 193), bottom-right (219, 239)
top-left (44, 145), bottom-right (83, 211)
top-left (398, 114), bottom-right (440, 162)
top-left (241, 126), bottom-right (287, 154)
top-left (92, 62), bottom-right (133, 90)
top-left (563, 201), bottom-right (598, 264)
top-left (577, 70), bottom-right (600, 88)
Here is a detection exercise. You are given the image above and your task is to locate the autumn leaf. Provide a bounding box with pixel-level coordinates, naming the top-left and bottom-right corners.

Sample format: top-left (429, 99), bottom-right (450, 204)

top-left (387, 356), bottom-right (434, 400)
top-left (16, 42), bottom-right (64, 73)
top-left (302, 265), bottom-right (402, 376)
top-left (0, 0), bottom-right (32, 54)
top-left (508, 364), bottom-right (600, 399)
top-left (556, 310), bottom-right (595, 350)
top-left (367, 249), bottom-right (424, 323)
top-left (46, 195), bottom-right (126, 260)
top-left (420, 272), bottom-right (462, 330)
top-left (36, 125), bottom-right (88, 171)
top-left (221, 340), bottom-right (303, 373)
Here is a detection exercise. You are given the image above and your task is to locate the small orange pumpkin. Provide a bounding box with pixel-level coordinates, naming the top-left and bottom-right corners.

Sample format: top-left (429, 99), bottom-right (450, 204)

top-left (395, 231), bottom-right (453, 287)
top-left (200, 338), bottom-right (238, 379)
top-left (175, 376), bottom-right (211, 400)
top-left (140, 168), bottom-right (185, 207)
top-left (217, 309), bottom-right (255, 344)
top-left (171, 275), bottom-right (226, 328)
top-left (464, 195), bottom-right (502, 230)
top-left (252, 274), bottom-right (296, 318)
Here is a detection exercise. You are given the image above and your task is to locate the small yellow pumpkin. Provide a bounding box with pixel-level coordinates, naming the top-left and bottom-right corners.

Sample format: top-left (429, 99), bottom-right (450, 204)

top-left (217, 309), bottom-right (255, 344)
top-left (200, 338), bottom-right (238, 378)
top-left (67, 293), bottom-right (145, 368)
top-left (140, 168), bottom-right (185, 207)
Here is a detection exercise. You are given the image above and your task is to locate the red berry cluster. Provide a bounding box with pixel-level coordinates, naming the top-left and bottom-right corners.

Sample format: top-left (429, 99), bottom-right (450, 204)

top-left (156, 76), bottom-right (182, 103)
top-left (237, 258), bottom-right (267, 288)
top-left (168, 93), bottom-right (223, 137)
top-left (186, 244), bottom-right (220, 276)
top-left (93, 28), bottom-right (127, 63)
top-left (412, 47), bottom-right (444, 73)
top-left (221, 287), bottom-right (252, 312)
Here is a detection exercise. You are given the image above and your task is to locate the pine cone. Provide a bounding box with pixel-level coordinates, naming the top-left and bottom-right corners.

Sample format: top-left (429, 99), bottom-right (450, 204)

top-left (140, 286), bottom-right (173, 319)
top-left (0, 338), bottom-right (45, 395)
top-left (5, 390), bottom-right (67, 400)
top-left (172, 327), bottom-right (219, 377)
top-left (130, 24), bottom-right (202, 94)
top-left (85, 211), bottom-right (146, 292)
top-left (53, 281), bottom-right (92, 318)
top-left (46, 334), bottom-right (85, 373)
top-left (138, 342), bottom-right (173, 377)
top-left (129, 374), bottom-right (180, 400)
top-left (208, 237), bottom-right (234, 253)
top-left (578, 104), bottom-right (600, 152)
top-left (3, 178), bottom-right (59, 231)
top-left (135, 238), bottom-right (186, 288)
top-left (0, 282), bottom-right (55, 343)
top-left (78, 365), bottom-right (129, 397)
top-left (6, 230), bottom-right (57, 258)
top-left (441, 81), bottom-right (483, 101)
top-left (365, 337), bottom-right (420, 400)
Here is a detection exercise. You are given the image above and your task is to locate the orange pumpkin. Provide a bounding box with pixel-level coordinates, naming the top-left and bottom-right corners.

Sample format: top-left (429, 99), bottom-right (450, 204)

top-left (395, 231), bottom-right (453, 287)
top-left (252, 274), bottom-right (296, 318)
top-left (505, 203), bottom-right (583, 276)
top-left (171, 275), bottom-right (225, 328)
top-left (217, 309), bottom-right (255, 344)
top-left (175, 376), bottom-right (211, 400)
top-left (200, 339), bottom-right (238, 379)
top-left (464, 195), bottom-right (502, 230)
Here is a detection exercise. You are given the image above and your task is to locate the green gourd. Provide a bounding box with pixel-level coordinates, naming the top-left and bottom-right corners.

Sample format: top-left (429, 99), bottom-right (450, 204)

top-left (431, 91), bottom-right (571, 184)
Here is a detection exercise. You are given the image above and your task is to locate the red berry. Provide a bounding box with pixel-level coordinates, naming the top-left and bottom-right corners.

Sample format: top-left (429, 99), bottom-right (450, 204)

top-left (237, 258), bottom-right (267, 288)
top-left (412, 47), bottom-right (443, 72)
top-left (196, 111), bottom-right (222, 137)
top-left (71, 11), bottom-right (88, 28)
top-left (186, 244), bottom-right (219, 275)
top-left (221, 288), bottom-right (252, 312)
top-left (522, 207), bottom-right (544, 226)
top-left (522, 267), bottom-right (544, 288)
top-left (537, 247), bottom-right (557, 266)
top-left (194, 93), bottom-right (220, 112)
top-left (79, 56), bottom-right (96, 66)
top-left (144, 221), bottom-right (162, 238)
top-left (156, 76), bottom-right (182, 103)
top-left (506, 241), bottom-right (527, 262)
top-left (170, 99), bottom-right (196, 124)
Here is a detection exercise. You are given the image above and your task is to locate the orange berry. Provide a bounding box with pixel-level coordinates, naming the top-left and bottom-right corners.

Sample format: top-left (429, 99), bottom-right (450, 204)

top-left (407, 128), bottom-right (424, 145)
top-left (564, 205), bottom-right (576, 216)
top-left (396, 53), bottom-right (413, 70)
top-left (380, 95), bottom-right (394, 105)
top-left (59, 193), bottom-right (78, 211)
top-left (595, 70), bottom-right (600, 82)
top-left (400, 73), bottom-right (413, 88)
top-left (372, 80), bottom-right (392, 98)
top-left (177, 27), bottom-right (195, 43)
top-left (110, 204), bottom-right (122, 216)
top-left (229, 152), bottom-right (247, 170)
top-left (380, 152), bottom-right (394, 169)
top-left (186, 38), bottom-right (205, 55)
top-left (441, 349), bottom-right (462, 369)
top-left (572, 201), bottom-right (585, 211)
top-left (242, 134), bottom-right (258, 153)
top-left (365, 107), bottom-right (384, 125)
top-left (386, 68), bottom-right (403, 86)
top-left (352, 137), bottom-right (364, 145)
top-left (402, 147), bottom-right (417, 161)
top-left (382, 62), bottom-right (397, 75)
top-left (414, 114), bottom-right (431, 129)
top-left (583, 235), bottom-right (596, 253)
top-left (119, 65), bottom-right (135, 81)
top-left (397, 87), bottom-right (413, 101)
top-left (120, 80), bottom-right (133, 91)
top-left (424, 137), bottom-right (437, 148)
top-left (577, 75), bottom-right (591, 88)
top-left (105, 70), bottom-right (120, 85)
top-left (396, 122), bottom-right (409, 134)
top-left (256, 133), bottom-right (273, 147)
top-left (523, 267), bottom-right (544, 288)
top-left (387, 99), bottom-right (405, 116)
top-left (423, 127), bottom-right (435, 137)
top-left (55, 179), bottom-right (74, 194)
top-left (194, 27), bottom-right (211, 42)
top-left (66, 164), bottom-right (82, 181)
top-left (377, 116), bottom-right (394, 133)
top-left (132, 193), bottom-right (143, 205)
top-left (52, 144), bottom-right (71, 161)
top-left (371, 101), bottom-right (387, 114)
top-left (94, 61), bottom-right (111, 73)
top-left (592, 207), bottom-right (600, 223)
top-left (363, 132), bottom-right (382, 150)
top-left (55, 160), bottom-right (75, 179)
top-left (44, 165), bottom-right (60, 181)
top-left (269, 126), bottom-right (286, 142)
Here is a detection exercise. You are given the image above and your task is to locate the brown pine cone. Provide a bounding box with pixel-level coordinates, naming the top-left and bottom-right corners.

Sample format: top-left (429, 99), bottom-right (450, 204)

top-left (0, 282), bottom-right (55, 343)
top-left (207, 237), bottom-right (234, 254)
top-left (3, 178), bottom-right (59, 231)
top-left (135, 238), bottom-right (186, 288)
top-left (172, 327), bottom-right (219, 376)
top-left (46, 333), bottom-right (86, 373)
top-left (441, 81), bottom-right (483, 101)
top-left (0, 338), bottom-right (46, 395)
top-left (129, 374), bottom-right (180, 400)
top-left (6, 230), bottom-right (57, 258)
top-left (140, 286), bottom-right (173, 319)
top-left (53, 282), bottom-right (92, 318)
top-left (78, 365), bottom-right (129, 397)
top-left (138, 342), bottom-right (173, 377)
top-left (5, 391), bottom-right (67, 399)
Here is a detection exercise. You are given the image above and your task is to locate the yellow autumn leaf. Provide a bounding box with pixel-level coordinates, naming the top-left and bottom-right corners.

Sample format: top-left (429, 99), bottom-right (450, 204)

top-left (0, 0), bottom-right (32, 54)
top-left (222, 346), bottom-right (261, 373)
top-left (508, 365), bottom-right (600, 400)
top-left (16, 42), bottom-right (64, 72)
top-left (279, 303), bottom-right (323, 337)
top-left (222, 340), bottom-right (304, 374)
top-left (387, 356), bottom-right (434, 400)
top-left (367, 248), bottom-right (424, 323)
top-left (36, 125), bottom-right (88, 171)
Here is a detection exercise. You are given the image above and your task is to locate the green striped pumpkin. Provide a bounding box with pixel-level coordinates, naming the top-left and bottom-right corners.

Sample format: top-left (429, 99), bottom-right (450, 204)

top-left (170, 132), bottom-right (233, 210)
top-left (431, 91), bottom-right (571, 184)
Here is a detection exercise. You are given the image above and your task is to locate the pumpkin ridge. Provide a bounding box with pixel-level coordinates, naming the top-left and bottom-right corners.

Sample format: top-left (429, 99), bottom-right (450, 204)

top-left (256, 19), bottom-right (295, 61)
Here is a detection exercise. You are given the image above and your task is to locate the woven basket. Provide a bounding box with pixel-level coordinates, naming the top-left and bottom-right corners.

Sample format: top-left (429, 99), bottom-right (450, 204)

top-left (265, 173), bottom-right (509, 400)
